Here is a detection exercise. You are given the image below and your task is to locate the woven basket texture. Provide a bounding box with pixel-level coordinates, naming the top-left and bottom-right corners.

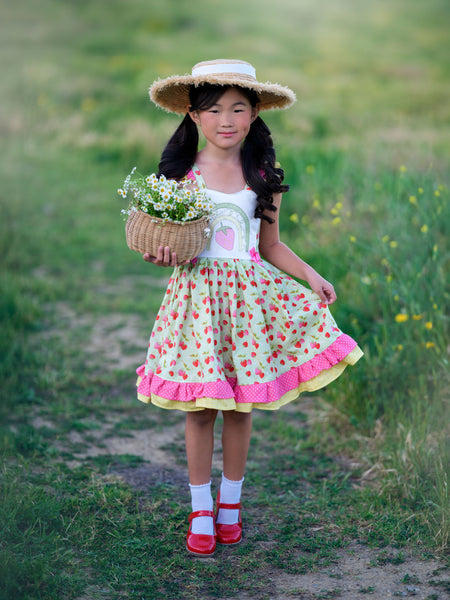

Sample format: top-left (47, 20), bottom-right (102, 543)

top-left (125, 210), bottom-right (210, 262)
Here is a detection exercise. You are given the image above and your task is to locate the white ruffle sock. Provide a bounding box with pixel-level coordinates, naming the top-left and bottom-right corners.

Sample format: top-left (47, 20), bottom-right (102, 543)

top-left (216, 473), bottom-right (244, 525)
top-left (189, 481), bottom-right (214, 535)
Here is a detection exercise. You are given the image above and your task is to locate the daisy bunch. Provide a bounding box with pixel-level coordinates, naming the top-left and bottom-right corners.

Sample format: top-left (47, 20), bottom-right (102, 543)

top-left (119, 168), bottom-right (213, 223)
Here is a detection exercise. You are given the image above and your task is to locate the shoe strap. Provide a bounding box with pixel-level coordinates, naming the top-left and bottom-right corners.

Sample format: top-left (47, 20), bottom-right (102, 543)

top-left (216, 500), bottom-right (242, 510)
top-left (188, 510), bottom-right (215, 522)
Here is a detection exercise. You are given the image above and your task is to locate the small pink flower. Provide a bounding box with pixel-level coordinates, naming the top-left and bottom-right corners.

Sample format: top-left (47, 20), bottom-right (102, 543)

top-left (249, 247), bottom-right (263, 264)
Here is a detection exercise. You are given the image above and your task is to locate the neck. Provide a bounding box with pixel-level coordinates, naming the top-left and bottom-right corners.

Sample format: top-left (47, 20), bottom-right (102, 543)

top-left (197, 145), bottom-right (241, 166)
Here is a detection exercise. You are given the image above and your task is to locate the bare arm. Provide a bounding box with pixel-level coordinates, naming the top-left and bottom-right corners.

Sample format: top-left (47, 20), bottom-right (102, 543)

top-left (258, 193), bottom-right (337, 305)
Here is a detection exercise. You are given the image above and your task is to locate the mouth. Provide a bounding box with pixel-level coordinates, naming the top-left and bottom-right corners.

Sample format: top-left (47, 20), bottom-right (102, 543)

top-left (218, 132), bottom-right (236, 137)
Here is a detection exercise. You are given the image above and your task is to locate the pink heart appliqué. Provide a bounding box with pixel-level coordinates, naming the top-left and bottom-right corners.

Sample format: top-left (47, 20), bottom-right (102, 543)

top-left (215, 227), bottom-right (235, 250)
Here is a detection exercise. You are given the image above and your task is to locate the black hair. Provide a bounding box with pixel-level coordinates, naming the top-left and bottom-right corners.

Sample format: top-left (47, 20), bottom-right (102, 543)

top-left (157, 84), bottom-right (288, 222)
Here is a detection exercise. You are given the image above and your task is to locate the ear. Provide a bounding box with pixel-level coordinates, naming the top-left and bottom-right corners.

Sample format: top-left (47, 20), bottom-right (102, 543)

top-left (189, 110), bottom-right (201, 126)
top-left (251, 105), bottom-right (260, 123)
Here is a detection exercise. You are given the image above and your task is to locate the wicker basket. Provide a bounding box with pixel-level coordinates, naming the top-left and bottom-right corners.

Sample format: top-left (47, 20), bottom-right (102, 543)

top-left (125, 210), bottom-right (210, 262)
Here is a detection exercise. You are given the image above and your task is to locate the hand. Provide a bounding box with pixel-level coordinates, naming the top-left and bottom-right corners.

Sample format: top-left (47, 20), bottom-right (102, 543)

top-left (143, 246), bottom-right (189, 267)
top-left (308, 272), bottom-right (337, 305)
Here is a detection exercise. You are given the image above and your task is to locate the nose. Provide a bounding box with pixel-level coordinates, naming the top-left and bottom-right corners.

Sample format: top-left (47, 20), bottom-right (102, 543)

top-left (220, 111), bottom-right (234, 127)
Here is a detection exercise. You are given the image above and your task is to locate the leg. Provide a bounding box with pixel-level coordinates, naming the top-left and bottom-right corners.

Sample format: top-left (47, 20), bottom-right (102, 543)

top-left (185, 409), bottom-right (218, 546)
top-left (185, 409), bottom-right (218, 484)
top-left (222, 410), bottom-right (252, 480)
top-left (216, 410), bottom-right (252, 543)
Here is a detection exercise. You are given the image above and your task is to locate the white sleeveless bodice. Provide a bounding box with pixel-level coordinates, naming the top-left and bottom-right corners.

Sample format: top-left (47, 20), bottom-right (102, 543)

top-left (198, 187), bottom-right (261, 260)
top-left (187, 165), bottom-right (262, 260)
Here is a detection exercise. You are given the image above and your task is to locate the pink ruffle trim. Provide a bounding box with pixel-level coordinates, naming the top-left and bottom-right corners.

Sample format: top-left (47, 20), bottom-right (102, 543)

top-left (136, 334), bottom-right (358, 406)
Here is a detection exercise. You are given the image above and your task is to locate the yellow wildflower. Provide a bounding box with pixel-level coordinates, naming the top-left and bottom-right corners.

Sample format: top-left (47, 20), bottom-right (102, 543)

top-left (412, 314), bottom-right (423, 321)
top-left (37, 93), bottom-right (50, 107)
top-left (306, 165), bottom-right (315, 174)
top-left (425, 321), bottom-right (433, 330)
top-left (289, 213), bottom-right (299, 223)
top-left (312, 196), bottom-right (321, 209)
top-left (421, 224), bottom-right (428, 233)
top-left (425, 342), bottom-right (435, 349)
top-left (399, 165), bottom-right (407, 173)
top-left (382, 235), bottom-right (390, 243)
top-left (332, 217), bottom-right (341, 226)
top-left (396, 344), bottom-right (404, 351)
top-left (349, 235), bottom-right (357, 243)
top-left (418, 187), bottom-right (424, 194)
top-left (395, 313), bottom-right (409, 323)
top-left (434, 190), bottom-right (440, 197)
top-left (390, 241), bottom-right (398, 248)
top-left (409, 195), bottom-right (417, 205)
top-left (386, 275), bottom-right (393, 283)
top-left (81, 97), bottom-right (96, 112)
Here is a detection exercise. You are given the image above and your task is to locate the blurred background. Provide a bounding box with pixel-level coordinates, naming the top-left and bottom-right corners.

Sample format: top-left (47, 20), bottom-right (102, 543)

top-left (1, 0), bottom-right (448, 596)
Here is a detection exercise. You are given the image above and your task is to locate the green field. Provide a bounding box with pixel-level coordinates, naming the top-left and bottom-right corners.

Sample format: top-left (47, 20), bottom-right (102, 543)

top-left (1, 0), bottom-right (449, 598)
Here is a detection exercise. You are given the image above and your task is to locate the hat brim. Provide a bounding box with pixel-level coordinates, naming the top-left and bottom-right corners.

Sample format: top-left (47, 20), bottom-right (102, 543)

top-left (149, 73), bottom-right (296, 114)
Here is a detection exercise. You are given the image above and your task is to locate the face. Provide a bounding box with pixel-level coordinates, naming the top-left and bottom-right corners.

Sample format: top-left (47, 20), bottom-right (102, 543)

top-left (189, 87), bottom-right (259, 151)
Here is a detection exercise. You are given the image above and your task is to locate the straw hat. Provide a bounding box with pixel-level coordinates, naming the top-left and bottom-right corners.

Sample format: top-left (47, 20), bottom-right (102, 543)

top-left (149, 59), bottom-right (296, 114)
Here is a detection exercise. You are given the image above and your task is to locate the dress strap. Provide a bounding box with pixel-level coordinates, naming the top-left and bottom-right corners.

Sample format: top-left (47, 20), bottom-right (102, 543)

top-left (185, 168), bottom-right (196, 182)
top-left (186, 164), bottom-right (207, 188)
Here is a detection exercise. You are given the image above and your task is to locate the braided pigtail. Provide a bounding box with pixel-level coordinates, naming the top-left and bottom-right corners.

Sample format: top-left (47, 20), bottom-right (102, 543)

top-left (242, 117), bottom-right (288, 223)
top-left (157, 115), bottom-right (198, 179)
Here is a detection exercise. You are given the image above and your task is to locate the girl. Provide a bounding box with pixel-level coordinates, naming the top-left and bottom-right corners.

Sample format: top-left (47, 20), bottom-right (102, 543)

top-left (136, 59), bottom-right (363, 557)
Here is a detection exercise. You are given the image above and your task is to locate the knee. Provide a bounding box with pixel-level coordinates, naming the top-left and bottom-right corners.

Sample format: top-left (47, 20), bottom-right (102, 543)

top-left (222, 410), bottom-right (252, 427)
top-left (187, 409), bottom-right (217, 428)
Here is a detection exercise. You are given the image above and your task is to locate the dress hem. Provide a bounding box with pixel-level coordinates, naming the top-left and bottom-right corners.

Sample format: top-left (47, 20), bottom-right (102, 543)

top-left (136, 345), bottom-right (363, 413)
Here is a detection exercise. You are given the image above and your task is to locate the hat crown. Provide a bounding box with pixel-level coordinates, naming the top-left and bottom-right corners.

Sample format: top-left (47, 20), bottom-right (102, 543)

top-left (192, 60), bottom-right (256, 80)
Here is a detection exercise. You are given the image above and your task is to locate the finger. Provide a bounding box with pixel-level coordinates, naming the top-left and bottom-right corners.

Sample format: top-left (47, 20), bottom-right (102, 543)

top-left (162, 246), bottom-right (172, 265)
top-left (156, 246), bottom-right (164, 261)
top-left (318, 288), bottom-right (330, 304)
top-left (326, 287), bottom-right (337, 304)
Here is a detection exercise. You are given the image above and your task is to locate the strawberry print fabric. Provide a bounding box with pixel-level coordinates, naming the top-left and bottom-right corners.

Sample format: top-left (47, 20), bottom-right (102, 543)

top-left (136, 168), bottom-right (363, 412)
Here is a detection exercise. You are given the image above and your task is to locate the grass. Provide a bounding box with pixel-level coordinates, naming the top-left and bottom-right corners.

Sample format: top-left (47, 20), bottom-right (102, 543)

top-left (1, 0), bottom-right (449, 597)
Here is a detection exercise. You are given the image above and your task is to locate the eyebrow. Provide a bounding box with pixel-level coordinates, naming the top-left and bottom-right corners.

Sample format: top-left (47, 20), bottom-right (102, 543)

top-left (211, 101), bottom-right (248, 108)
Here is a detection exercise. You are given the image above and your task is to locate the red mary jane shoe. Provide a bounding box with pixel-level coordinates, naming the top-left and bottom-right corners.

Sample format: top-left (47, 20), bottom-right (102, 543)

top-left (215, 493), bottom-right (242, 545)
top-left (186, 510), bottom-right (217, 557)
